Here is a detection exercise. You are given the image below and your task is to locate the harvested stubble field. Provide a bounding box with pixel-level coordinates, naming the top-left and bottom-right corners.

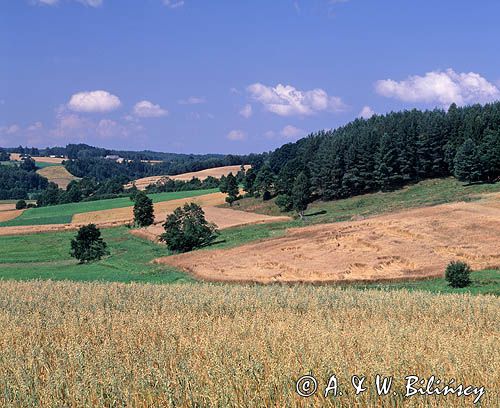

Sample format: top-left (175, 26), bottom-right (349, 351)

top-left (125, 165), bottom-right (250, 190)
top-left (157, 195), bottom-right (500, 283)
top-left (9, 153), bottom-right (66, 164)
top-left (0, 281), bottom-right (497, 407)
top-left (36, 165), bottom-right (79, 189)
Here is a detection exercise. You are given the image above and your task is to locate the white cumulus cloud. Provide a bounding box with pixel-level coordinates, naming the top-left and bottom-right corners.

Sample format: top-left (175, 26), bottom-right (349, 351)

top-left (227, 129), bottom-right (246, 141)
top-left (35, 0), bottom-right (103, 7)
top-left (68, 90), bottom-right (121, 113)
top-left (239, 104), bottom-right (253, 118)
top-left (375, 69), bottom-right (500, 107)
top-left (247, 83), bottom-right (346, 116)
top-left (359, 106), bottom-right (375, 119)
top-left (133, 100), bottom-right (168, 118)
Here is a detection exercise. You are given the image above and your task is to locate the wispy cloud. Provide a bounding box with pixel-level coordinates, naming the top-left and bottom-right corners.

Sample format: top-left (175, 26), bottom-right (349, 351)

top-left (239, 104), bottom-right (253, 118)
top-left (227, 129), bottom-right (246, 141)
top-left (133, 100), bottom-right (168, 118)
top-left (178, 96), bottom-right (206, 105)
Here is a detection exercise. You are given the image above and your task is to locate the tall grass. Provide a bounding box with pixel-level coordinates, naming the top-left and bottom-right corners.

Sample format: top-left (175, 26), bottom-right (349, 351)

top-left (0, 281), bottom-right (497, 407)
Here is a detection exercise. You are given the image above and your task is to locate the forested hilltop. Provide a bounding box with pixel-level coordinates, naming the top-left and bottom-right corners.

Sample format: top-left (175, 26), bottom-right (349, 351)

top-left (245, 102), bottom-right (500, 207)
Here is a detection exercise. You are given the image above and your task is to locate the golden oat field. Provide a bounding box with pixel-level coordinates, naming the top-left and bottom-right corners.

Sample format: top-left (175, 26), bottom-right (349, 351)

top-left (0, 281), bottom-right (498, 407)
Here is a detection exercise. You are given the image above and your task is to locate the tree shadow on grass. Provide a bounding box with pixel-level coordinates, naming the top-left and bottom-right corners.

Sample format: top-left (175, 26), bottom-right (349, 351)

top-left (304, 210), bottom-right (327, 217)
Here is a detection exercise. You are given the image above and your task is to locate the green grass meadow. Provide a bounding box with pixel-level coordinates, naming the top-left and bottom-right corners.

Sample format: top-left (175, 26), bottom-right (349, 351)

top-left (0, 188), bottom-right (217, 226)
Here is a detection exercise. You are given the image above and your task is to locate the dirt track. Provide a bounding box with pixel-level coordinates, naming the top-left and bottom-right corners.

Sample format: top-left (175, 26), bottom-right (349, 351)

top-left (131, 207), bottom-right (290, 242)
top-left (125, 165), bottom-right (250, 190)
top-left (155, 196), bottom-right (500, 283)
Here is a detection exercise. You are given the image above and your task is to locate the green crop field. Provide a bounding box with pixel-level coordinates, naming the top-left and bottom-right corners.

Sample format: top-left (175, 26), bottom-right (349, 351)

top-left (0, 227), bottom-right (190, 283)
top-left (0, 188), bottom-right (217, 226)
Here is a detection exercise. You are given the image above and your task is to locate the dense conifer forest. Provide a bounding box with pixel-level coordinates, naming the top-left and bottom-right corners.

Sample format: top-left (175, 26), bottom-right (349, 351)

top-left (245, 102), bottom-right (500, 206)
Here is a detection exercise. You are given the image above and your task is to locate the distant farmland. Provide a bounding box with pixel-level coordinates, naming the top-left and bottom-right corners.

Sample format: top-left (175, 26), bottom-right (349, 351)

top-left (0, 188), bottom-right (217, 227)
top-left (125, 165), bottom-right (250, 190)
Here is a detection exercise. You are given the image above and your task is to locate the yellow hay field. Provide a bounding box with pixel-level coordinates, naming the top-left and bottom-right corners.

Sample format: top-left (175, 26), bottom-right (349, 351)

top-left (156, 197), bottom-right (500, 283)
top-left (37, 166), bottom-right (79, 189)
top-left (125, 165), bottom-right (250, 190)
top-left (71, 192), bottom-right (228, 225)
top-left (10, 153), bottom-right (66, 164)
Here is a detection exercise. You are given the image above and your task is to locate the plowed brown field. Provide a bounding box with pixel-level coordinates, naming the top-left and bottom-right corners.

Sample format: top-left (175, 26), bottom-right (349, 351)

top-left (125, 165), bottom-right (250, 190)
top-left (156, 196), bottom-right (500, 283)
top-left (131, 207), bottom-right (290, 242)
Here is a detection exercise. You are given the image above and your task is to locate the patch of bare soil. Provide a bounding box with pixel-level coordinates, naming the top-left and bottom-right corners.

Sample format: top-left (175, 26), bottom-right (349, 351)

top-left (0, 209), bottom-right (24, 222)
top-left (125, 165), bottom-right (251, 190)
top-left (130, 207), bottom-right (291, 242)
top-left (155, 197), bottom-right (500, 283)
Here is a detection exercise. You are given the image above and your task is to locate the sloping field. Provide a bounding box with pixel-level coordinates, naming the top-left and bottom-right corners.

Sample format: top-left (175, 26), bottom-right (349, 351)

top-left (37, 165), bottom-right (79, 189)
top-left (0, 203), bottom-right (16, 212)
top-left (131, 207), bottom-right (290, 242)
top-left (72, 191), bottom-right (228, 224)
top-left (0, 281), bottom-right (497, 407)
top-left (125, 165), bottom-right (250, 190)
top-left (157, 195), bottom-right (500, 283)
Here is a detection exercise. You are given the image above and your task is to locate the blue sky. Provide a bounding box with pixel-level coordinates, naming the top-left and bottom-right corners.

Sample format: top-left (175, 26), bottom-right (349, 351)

top-left (1, 0), bottom-right (500, 154)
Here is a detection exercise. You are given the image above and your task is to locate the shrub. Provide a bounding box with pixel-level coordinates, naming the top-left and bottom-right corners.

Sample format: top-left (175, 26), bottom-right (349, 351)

top-left (262, 190), bottom-right (272, 201)
top-left (160, 203), bottom-right (218, 253)
top-left (70, 224), bottom-right (109, 264)
top-left (445, 261), bottom-right (472, 288)
top-left (275, 194), bottom-right (292, 212)
top-left (15, 200), bottom-right (27, 210)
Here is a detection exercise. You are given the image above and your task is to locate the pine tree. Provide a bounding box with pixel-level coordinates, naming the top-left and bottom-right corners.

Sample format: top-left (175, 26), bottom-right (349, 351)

top-left (375, 133), bottom-right (403, 191)
top-left (478, 132), bottom-right (500, 182)
top-left (453, 139), bottom-right (482, 183)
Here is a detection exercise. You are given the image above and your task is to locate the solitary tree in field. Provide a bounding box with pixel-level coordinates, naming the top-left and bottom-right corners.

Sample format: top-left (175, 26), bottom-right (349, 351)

top-left (291, 172), bottom-right (310, 219)
top-left (133, 191), bottom-right (154, 227)
top-left (224, 173), bottom-right (239, 206)
top-left (70, 224), bottom-right (109, 263)
top-left (160, 203), bottom-right (218, 252)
